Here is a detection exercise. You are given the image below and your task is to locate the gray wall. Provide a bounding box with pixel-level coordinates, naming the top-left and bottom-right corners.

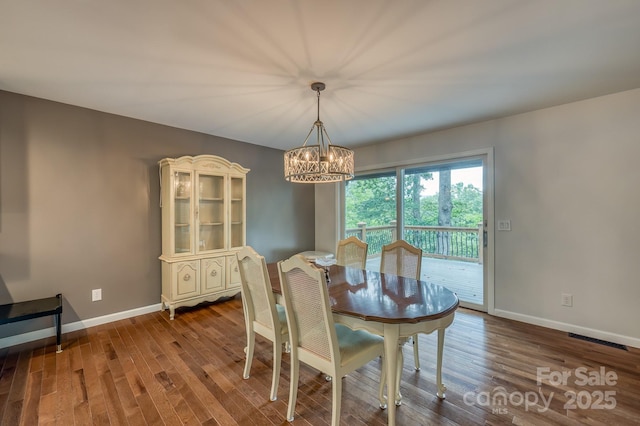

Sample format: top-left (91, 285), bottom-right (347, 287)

top-left (0, 90), bottom-right (314, 337)
top-left (317, 88), bottom-right (640, 347)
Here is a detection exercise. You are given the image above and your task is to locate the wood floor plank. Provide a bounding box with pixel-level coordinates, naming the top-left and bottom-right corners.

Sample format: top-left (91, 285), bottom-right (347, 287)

top-left (28, 346), bottom-right (45, 374)
top-left (53, 346), bottom-right (75, 425)
top-left (118, 319), bottom-right (184, 426)
top-left (100, 369), bottom-right (129, 425)
top-left (141, 316), bottom-right (215, 423)
top-left (103, 326), bottom-right (146, 422)
top-left (0, 349), bottom-right (19, 420)
top-left (35, 390), bottom-right (56, 426)
top-left (20, 369), bottom-right (42, 426)
top-left (3, 349), bottom-right (31, 424)
top-left (141, 320), bottom-right (206, 424)
top-left (93, 328), bottom-right (149, 426)
top-left (71, 367), bottom-right (93, 425)
top-left (79, 337), bottom-right (109, 424)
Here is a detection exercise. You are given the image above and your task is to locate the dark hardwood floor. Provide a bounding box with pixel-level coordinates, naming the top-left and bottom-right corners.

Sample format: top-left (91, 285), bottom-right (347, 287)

top-left (1, 294), bottom-right (639, 425)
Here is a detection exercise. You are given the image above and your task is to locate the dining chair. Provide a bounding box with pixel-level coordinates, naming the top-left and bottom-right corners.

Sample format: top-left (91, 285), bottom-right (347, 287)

top-left (380, 240), bottom-right (423, 371)
top-left (336, 236), bottom-right (368, 269)
top-left (236, 246), bottom-right (289, 402)
top-left (277, 254), bottom-right (386, 426)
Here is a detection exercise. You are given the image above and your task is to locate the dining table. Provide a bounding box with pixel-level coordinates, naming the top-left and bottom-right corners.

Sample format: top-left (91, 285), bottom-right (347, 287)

top-left (267, 262), bottom-right (459, 426)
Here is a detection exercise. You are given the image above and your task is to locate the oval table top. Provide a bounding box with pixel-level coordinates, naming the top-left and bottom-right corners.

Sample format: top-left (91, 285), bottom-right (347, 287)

top-left (267, 262), bottom-right (459, 325)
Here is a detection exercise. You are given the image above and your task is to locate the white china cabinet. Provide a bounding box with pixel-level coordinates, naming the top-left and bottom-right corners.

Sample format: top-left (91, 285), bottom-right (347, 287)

top-left (159, 155), bottom-right (249, 319)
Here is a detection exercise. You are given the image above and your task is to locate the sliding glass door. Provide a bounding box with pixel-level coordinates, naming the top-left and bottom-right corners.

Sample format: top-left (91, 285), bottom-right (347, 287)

top-left (344, 157), bottom-right (487, 310)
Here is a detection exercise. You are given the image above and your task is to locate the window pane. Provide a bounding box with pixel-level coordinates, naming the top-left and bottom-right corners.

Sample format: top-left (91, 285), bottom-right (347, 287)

top-left (403, 163), bottom-right (483, 261)
top-left (344, 173), bottom-right (396, 261)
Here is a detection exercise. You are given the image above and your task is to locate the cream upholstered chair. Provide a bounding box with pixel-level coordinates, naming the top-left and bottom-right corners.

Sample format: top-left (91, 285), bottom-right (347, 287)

top-left (236, 246), bottom-right (289, 402)
top-left (380, 240), bottom-right (423, 371)
top-left (336, 236), bottom-right (368, 269)
top-left (277, 254), bottom-right (386, 426)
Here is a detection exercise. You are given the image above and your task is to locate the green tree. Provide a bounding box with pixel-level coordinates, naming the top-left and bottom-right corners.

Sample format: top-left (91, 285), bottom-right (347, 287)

top-left (419, 182), bottom-right (482, 227)
top-left (345, 175), bottom-right (396, 227)
top-left (451, 182), bottom-right (483, 227)
top-left (403, 172), bottom-right (432, 226)
top-left (438, 168), bottom-right (453, 255)
top-left (419, 196), bottom-right (439, 225)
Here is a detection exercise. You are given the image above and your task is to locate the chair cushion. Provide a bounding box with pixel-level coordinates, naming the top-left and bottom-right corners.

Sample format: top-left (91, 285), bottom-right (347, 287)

top-left (275, 304), bottom-right (288, 335)
top-left (335, 323), bottom-right (383, 366)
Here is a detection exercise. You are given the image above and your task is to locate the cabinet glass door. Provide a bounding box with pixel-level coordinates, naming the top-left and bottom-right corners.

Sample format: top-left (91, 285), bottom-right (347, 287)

top-left (174, 171), bottom-right (192, 254)
top-left (229, 176), bottom-right (245, 248)
top-left (197, 173), bottom-right (225, 252)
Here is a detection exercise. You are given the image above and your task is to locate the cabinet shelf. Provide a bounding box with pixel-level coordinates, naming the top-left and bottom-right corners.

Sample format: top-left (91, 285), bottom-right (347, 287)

top-left (175, 223), bottom-right (190, 227)
top-left (200, 197), bottom-right (223, 202)
top-left (200, 222), bottom-right (223, 226)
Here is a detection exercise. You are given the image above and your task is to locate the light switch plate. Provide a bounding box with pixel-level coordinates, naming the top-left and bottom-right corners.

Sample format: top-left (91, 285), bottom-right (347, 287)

top-left (561, 293), bottom-right (573, 307)
top-left (497, 220), bottom-right (511, 231)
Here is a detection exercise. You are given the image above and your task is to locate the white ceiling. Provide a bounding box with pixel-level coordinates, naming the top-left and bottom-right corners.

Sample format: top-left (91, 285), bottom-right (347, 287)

top-left (2, 0), bottom-right (640, 151)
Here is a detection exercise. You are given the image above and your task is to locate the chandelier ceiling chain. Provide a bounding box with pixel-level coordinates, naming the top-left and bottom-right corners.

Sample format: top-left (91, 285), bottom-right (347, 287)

top-left (283, 82), bottom-right (354, 184)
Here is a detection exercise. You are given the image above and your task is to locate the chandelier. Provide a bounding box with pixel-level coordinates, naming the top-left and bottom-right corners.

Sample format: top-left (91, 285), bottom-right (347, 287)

top-left (284, 82), bottom-right (354, 183)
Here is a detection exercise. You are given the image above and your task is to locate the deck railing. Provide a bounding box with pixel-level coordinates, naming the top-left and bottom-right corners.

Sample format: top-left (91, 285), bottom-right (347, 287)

top-left (346, 222), bottom-right (483, 263)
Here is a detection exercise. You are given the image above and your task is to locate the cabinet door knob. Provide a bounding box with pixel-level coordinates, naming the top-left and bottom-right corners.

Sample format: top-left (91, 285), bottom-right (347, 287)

top-left (211, 270), bottom-right (217, 277)
top-left (183, 274), bottom-right (191, 281)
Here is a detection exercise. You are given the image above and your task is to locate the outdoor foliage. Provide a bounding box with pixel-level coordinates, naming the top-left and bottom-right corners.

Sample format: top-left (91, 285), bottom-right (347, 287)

top-left (345, 173), bottom-right (482, 229)
top-left (345, 175), bottom-right (397, 227)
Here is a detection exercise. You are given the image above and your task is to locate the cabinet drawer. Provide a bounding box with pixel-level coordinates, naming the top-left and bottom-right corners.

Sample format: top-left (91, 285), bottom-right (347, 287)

top-left (201, 257), bottom-right (225, 294)
top-left (171, 261), bottom-right (200, 300)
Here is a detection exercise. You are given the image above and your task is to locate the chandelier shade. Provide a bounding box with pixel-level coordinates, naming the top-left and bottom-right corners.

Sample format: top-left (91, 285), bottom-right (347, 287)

top-left (284, 82), bottom-right (354, 183)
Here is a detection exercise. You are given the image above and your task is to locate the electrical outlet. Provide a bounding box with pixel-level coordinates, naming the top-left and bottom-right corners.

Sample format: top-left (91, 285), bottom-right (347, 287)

top-left (561, 293), bottom-right (572, 307)
top-left (92, 288), bottom-right (102, 302)
top-left (497, 220), bottom-right (511, 231)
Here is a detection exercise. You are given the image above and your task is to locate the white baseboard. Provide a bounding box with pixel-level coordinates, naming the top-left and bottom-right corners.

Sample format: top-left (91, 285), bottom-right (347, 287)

top-left (493, 309), bottom-right (640, 349)
top-left (0, 303), bottom-right (162, 350)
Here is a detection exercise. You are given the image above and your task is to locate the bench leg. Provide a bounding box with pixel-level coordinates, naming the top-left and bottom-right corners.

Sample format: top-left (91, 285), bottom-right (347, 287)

top-left (55, 312), bottom-right (62, 353)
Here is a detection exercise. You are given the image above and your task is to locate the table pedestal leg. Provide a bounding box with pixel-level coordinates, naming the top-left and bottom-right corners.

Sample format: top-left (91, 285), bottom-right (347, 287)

top-left (394, 339), bottom-right (405, 405)
top-left (383, 323), bottom-right (400, 426)
top-left (436, 328), bottom-right (447, 399)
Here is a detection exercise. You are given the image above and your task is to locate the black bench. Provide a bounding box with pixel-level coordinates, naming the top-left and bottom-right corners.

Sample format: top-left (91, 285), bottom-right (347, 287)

top-left (0, 294), bottom-right (63, 353)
